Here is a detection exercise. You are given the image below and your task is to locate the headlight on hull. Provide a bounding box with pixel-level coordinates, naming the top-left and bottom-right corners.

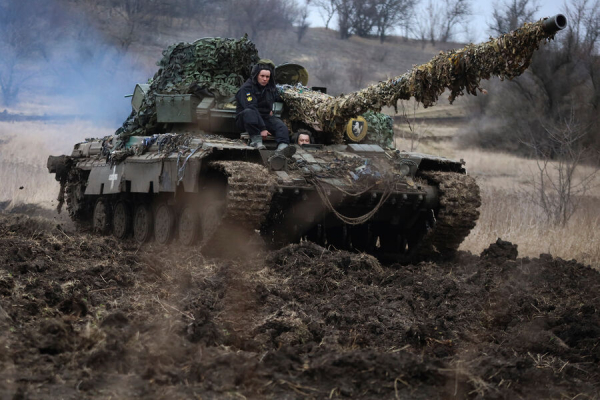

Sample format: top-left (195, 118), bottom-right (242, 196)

top-left (397, 163), bottom-right (410, 177)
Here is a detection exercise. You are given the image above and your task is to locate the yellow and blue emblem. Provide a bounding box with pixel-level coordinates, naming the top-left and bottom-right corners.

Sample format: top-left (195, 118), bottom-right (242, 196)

top-left (246, 92), bottom-right (253, 102)
top-left (345, 116), bottom-right (368, 142)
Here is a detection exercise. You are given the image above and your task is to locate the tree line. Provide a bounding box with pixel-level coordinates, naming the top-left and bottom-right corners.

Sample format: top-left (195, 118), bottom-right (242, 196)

top-left (465, 0), bottom-right (599, 158)
top-left (313, 0), bottom-right (473, 44)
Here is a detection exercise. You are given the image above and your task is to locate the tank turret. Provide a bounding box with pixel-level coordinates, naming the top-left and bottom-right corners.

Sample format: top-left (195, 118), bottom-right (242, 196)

top-left (280, 14), bottom-right (567, 143)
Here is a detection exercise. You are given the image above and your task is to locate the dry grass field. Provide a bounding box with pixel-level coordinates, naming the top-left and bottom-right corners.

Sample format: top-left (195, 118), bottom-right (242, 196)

top-left (463, 151), bottom-right (600, 269)
top-left (396, 121), bottom-right (600, 269)
top-left (0, 120), bottom-right (111, 208)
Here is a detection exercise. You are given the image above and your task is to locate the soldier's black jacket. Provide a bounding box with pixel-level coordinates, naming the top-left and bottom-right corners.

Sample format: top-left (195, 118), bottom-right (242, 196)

top-left (235, 64), bottom-right (281, 130)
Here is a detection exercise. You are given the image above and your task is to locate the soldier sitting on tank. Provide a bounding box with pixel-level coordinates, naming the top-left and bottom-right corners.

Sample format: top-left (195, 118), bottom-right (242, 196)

top-left (236, 60), bottom-right (290, 151)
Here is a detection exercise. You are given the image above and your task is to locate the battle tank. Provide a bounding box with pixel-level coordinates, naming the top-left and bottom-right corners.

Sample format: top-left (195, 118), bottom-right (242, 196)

top-left (47, 15), bottom-right (566, 260)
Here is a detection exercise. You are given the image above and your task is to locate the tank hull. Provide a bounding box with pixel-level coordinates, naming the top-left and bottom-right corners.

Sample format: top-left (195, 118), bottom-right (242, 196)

top-left (48, 135), bottom-right (479, 261)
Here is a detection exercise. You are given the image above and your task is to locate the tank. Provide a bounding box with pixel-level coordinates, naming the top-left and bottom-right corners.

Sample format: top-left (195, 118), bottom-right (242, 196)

top-left (47, 15), bottom-right (566, 260)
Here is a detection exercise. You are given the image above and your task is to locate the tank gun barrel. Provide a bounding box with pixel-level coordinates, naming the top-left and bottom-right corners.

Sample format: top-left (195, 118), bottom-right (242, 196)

top-left (280, 14), bottom-right (568, 143)
top-left (542, 14), bottom-right (567, 34)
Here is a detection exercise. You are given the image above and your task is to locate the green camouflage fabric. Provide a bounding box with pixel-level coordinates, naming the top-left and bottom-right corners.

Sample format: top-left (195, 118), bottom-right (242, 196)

top-left (116, 36), bottom-right (259, 140)
top-left (279, 17), bottom-right (561, 144)
top-left (362, 111), bottom-right (394, 148)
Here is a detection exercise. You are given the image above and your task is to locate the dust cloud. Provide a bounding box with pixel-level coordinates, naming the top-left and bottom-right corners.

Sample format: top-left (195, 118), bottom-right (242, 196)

top-left (0, 0), bottom-right (157, 207)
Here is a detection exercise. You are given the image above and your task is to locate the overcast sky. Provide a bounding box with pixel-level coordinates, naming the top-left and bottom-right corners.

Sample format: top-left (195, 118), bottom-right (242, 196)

top-left (308, 0), bottom-right (567, 42)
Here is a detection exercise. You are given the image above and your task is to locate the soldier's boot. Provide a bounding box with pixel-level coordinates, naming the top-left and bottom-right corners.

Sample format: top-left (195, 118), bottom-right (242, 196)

top-left (249, 135), bottom-right (266, 150)
top-left (276, 143), bottom-right (296, 158)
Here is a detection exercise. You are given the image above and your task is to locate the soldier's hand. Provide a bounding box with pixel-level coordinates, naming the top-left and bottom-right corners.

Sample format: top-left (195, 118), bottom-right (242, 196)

top-left (260, 130), bottom-right (269, 138)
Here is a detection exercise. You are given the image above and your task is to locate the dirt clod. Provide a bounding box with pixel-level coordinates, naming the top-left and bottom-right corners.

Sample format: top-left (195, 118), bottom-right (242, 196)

top-left (481, 238), bottom-right (519, 260)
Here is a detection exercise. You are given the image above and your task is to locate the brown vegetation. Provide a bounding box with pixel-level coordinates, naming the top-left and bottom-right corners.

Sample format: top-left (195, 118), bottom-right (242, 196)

top-left (0, 121), bottom-right (111, 208)
top-left (393, 134), bottom-right (600, 269)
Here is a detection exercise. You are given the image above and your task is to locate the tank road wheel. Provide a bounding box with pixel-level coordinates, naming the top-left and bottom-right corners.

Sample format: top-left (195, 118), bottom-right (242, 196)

top-left (133, 203), bottom-right (153, 243)
top-left (92, 198), bottom-right (112, 235)
top-left (112, 201), bottom-right (132, 239)
top-left (154, 204), bottom-right (175, 245)
top-left (178, 206), bottom-right (200, 246)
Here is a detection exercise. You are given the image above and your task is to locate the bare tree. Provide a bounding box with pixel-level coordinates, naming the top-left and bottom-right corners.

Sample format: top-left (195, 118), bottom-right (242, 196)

top-left (563, 0), bottom-right (600, 58)
top-left (413, 0), bottom-right (442, 47)
top-left (314, 0), bottom-right (338, 29)
top-left (317, 0), bottom-right (418, 41)
top-left (438, 0), bottom-right (471, 42)
top-left (336, 0), bottom-right (355, 39)
top-left (0, 0), bottom-right (54, 106)
top-left (103, 0), bottom-right (169, 52)
top-left (412, 0), bottom-right (469, 45)
top-left (523, 107), bottom-right (599, 226)
top-left (66, 0), bottom-right (170, 53)
top-left (351, 0), bottom-right (379, 37)
top-left (224, 0), bottom-right (298, 39)
top-left (399, 101), bottom-right (422, 151)
top-left (564, 0), bottom-right (600, 150)
top-left (296, 0), bottom-right (312, 43)
top-left (179, 0), bottom-right (221, 29)
top-left (462, 0), bottom-right (600, 183)
top-left (488, 0), bottom-right (540, 35)
top-left (374, 0), bottom-right (418, 43)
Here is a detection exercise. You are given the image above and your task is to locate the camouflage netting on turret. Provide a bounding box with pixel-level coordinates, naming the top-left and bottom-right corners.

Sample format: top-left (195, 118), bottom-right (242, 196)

top-left (362, 111), bottom-right (394, 148)
top-left (280, 18), bottom-right (560, 143)
top-left (116, 36), bottom-right (259, 139)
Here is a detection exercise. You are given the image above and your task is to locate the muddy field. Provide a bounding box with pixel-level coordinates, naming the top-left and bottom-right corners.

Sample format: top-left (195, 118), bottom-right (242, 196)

top-left (0, 210), bottom-right (599, 399)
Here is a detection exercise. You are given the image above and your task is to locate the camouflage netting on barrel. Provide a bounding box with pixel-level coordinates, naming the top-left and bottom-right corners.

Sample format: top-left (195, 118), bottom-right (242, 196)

top-left (279, 17), bottom-right (562, 143)
top-left (116, 36), bottom-right (259, 139)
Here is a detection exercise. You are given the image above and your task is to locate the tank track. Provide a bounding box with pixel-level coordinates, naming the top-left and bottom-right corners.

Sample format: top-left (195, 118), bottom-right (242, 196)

top-left (64, 167), bottom-right (91, 223)
top-left (415, 171), bottom-right (481, 258)
top-left (209, 161), bottom-right (276, 230)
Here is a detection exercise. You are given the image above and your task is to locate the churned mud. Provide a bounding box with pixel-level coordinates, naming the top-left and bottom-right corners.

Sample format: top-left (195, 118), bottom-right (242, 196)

top-left (0, 212), bottom-right (599, 399)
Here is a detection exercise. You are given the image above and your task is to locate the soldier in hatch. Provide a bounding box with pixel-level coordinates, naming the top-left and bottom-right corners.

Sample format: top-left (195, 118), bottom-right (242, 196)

top-left (292, 130), bottom-right (314, 145)
top-left (236, 60), bottom-right (290, 150)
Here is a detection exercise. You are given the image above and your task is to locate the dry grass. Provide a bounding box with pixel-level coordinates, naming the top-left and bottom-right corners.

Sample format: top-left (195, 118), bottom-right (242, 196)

top-left (460, 188), bottom-right (600, 269)
top-left (393, 119), bottom-right (600, 269)
top-left (456, 147), bottom-right (600, 195)
top-left (0, 120), bottom-right (112, 208)
top-left (460, 145), bottom-right (600, 269)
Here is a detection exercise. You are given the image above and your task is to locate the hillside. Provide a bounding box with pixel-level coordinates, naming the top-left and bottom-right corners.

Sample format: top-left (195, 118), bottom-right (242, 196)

top-left (147, 26), bottom-right (456, 95)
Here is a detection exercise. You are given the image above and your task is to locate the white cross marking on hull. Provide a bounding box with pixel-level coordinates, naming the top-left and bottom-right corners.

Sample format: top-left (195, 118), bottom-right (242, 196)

top-left (108, 166), bottom-right (118, 189)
